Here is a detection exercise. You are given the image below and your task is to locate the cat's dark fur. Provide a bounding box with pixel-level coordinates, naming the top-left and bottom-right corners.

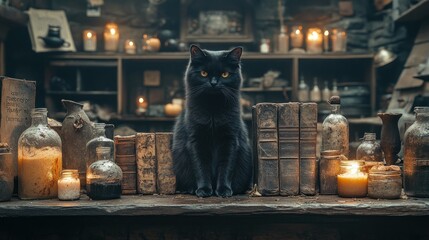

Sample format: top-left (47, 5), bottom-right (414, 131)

top-left (172, 45), bottom-right (253, 197)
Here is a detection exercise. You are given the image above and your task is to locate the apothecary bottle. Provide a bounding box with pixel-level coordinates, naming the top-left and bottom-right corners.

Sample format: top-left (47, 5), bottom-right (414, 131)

top-left (298, 76), bottom-right (309, 102)
top-left (18, 108), bottom-right (62, 200)
top-left (356, 133), bottom-right (383, 162)
top-left (86, 123), bottom-right (114, 169)
top-left (404, 106), bottom-right (429, 197)
top-left (86, 147), bottom-right (122, 200)
top-left (322, 101), bottom-right (349, 158)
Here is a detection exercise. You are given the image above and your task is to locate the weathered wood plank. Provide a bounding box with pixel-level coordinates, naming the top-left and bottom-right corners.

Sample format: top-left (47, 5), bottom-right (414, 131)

top-left (404, 41), bottom-right (429, 68)
top-left (1, 195), bottom-right (429, 217)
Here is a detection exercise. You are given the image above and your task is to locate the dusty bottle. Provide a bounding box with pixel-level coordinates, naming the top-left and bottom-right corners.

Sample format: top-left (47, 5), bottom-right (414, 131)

top-left (276, 26), bottom-right (289, 53)
top-left (298, 76), bottom-right (309, 102)
top-left (86, 147), bottom-right (122, 200)
top-left (322, 81), bottom-right (331, 102)
top-left (310, 77), bottom-right (321, 102)
top-left (86, 123), bottom-right (114, 169)
top-left (322, 97), bottom-right (349, 158)
top-left (18, 108), bottom-right (62, 200)
top-left (404, 106), bottom-right (429, 197)
top-left (356, 133), bottom-right (383, 162)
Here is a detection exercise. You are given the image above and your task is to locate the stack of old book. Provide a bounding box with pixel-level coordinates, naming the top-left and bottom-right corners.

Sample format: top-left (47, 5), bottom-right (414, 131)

top-left (253, 102), bottom-right (318, 196)
top-left (114, 132), bottom-right (176, 195)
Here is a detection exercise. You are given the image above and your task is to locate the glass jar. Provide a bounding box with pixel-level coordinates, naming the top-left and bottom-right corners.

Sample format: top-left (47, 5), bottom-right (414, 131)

top-left (356, 132), bottom-right (383, 162)
top-left (86, 147), bottom-right (122, 200)
top-left (322, 102), bottom-right (349, 158)
top-left (331, 28), bottom-right (347, 52)
top-left (86, 123), bottom-right (114, 169)
top-left (290, 26), bottom-right (304, 49)
top-left (0, 144), bottom-right (13, 202)
top-left (368, 165), bottom-right (401, 199)
top-left (337, 160), bottom-right (367, 198)
top-left (18, 108), bottom-right (62, 200)
top-left (58, 169), bottom-right (80, 201)
top-left (404, 106), bottom-right (429, 197)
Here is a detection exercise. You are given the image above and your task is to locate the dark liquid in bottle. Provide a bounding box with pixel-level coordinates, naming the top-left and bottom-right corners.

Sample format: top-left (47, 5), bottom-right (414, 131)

top-left (87, 181), bottom-right (121, 200)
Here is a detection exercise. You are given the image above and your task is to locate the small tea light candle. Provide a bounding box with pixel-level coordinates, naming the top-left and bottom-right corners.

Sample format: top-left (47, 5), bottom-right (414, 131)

top-left (83, 30), bottom-right (96, 52)
top-left (104, 22), bottom-right (119, 52)
top-left (331, 29), bottom-right (347, 52)
top-left (290, 26), bottom-right (304, 49)
top-left (337, 160), bottom-right (368, 198)
top-left (306, 28), bottom-right (323, 53)
top-left (136, 96), bottom-right (148, 116)
top-left (124, 39), bottom-right (136, 54)
top-left (58, 169), bottom-right (80, 201)
top-left (323, 29), bottom-right (329, 52)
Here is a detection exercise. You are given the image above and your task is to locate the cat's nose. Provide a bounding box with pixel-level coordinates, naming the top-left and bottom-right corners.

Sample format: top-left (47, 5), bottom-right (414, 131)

top-left (210, 78), bottom-right (218, 87)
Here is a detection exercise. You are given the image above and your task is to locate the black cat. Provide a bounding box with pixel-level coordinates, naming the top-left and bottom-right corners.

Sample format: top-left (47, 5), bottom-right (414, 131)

top-left (172, 45), bottom-right (253, 197)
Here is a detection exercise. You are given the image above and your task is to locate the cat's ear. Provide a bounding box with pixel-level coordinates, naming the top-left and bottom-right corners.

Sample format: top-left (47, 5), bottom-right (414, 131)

top-left (226, 47), bottom-right (243, 64)
top-left (190, 44), bottom-right (205, 60)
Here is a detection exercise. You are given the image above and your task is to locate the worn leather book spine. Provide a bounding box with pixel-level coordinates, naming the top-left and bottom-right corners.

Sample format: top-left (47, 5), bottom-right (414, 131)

top-left (278, 102), bottom-right (300, 196)
top-left (299, 103), bottom-right (318, 195)
top-left (156, 132), bottom-right (176, 195)
top-left (256, 103), bottom-right (279, 196)
top-left (115, 135), bottom-right (136, 195)
top-left (136, 133), bottom-right (157, 194)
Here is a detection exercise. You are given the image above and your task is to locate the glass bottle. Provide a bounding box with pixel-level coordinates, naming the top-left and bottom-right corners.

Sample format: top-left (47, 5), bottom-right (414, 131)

top-left (322, 81), bottom-right (331, 102)
top-left (86, 147), bottom-right (123, 200)
top-left (310, 77), bottom-right (321, 102)
top-left (356, 133), bottom-right (383, 162)
top-left (404, 106), bottom-right (429, 197)
top-left (298, 76), bottom-right (309, 102)
top-left (18, 108), bottom-right (62, 200)
top-left (331, 79), bottom-right (340, 97)
top-left (322, 101), bottom-right (349, 158)
top-left (58, 169), bottom-right (80, 201)
top-left (277, 26), bottom-right (289, 53)
top-left (86, 123), bottom-right (114, 169)
top-left (260, 38), bottom-right (271, 53)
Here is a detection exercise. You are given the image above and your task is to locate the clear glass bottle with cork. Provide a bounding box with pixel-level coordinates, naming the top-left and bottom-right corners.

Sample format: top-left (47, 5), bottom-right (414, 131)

top-left (322, 96), bottom-right (349, 158)
top-left (86, 123), bottom-right (114, 169)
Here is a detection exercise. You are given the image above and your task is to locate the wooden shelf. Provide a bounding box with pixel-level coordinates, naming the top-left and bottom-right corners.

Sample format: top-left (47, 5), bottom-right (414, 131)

top-left (47, 91), bottom-right (117, 96)
top-left (395, 0), bottom-right (429, 22)
top-left (50, 60), bottom-right (118, 67)
top-left (241, 87), bottom-right (291, 92)
top-left (110, 115), bottom-right (177, 122)
top-left (0, 194), bottom-right (428, 217)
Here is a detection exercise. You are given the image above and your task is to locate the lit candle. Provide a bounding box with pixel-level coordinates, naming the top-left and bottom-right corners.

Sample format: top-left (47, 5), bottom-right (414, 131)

top-left (306, 28), bottom-right (323, 54)
top-left (331, 29), bottom-right (347, 52)
top-left (104, 23), bottom-right (119, 52)
top-left (323, 29), bottom-right (329, 52)
top-left (124, 39), bottom-right (136, 54)
top-left (136, 96), bottom-right (148, 116)
top-left (290, 26), bottom-right (304, 49)
top-left (337, 160), bottom-right (368, 198)
top-left (83, 30), bottom-right (96, 52)
top-left (58, 169), bottom-right (80, 201)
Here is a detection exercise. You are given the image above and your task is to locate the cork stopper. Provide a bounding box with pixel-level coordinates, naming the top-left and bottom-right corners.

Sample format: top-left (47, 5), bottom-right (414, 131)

top-left (329, 96), bottom-right (341, 105)
top-left (0, 143), bottom-right (10, 153)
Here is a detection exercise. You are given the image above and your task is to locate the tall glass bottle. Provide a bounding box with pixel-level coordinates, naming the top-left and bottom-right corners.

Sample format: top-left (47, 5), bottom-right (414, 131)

top-left (356, 133), bottom-right (383, 162)
top-left (86, 147), bottom-right (123, 200)
top-left (298, 76), bottom-right (309, 102)
top-left (277, 25), bottom-right (289, 53)
top-left (404, 107), bottom-right (429, 197)
top-left (310, 77), bottom-right (321, 102)
top-left (18, 108), bottom-right (62, 199)
top-left (322, 100), bottom-right (349, 158)
top-left (86, 123), bottom-right (114, 169)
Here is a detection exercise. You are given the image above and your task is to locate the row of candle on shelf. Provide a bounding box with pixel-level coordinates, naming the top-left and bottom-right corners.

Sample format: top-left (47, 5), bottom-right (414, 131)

top-left (82, 22), bottom-right (161, 53)
top-left (298, 77), bottom-right (339, 102)
top-left (260, 26), bottom-right (347, 54)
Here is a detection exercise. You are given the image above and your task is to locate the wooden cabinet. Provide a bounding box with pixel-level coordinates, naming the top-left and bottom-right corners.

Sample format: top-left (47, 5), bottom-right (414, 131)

top-left (44, 52), bottom-right (375, 130)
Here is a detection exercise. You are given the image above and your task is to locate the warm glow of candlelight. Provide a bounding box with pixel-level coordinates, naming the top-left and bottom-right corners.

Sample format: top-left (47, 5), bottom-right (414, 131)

top-left (324, 30), bottom-right (329, 36)
top-left (139, 97), bottom-right (144, 103)
top-left (295, 29), bottom-right (300, 35)
top-left (110, 28), bottom-right (116, 35)
top-left (337, 160), bottom-right (368, 198)
top-left (128, 41), bottom-right (134, 46)
top-left (86, 32), bottom-right (93, 38)
top-left (308, 31), bottom-right (320, 41)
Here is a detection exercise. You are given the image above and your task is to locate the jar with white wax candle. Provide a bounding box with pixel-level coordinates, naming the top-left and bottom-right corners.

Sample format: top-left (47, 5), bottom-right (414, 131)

top-left (58, 169), bottom-right (80, 201)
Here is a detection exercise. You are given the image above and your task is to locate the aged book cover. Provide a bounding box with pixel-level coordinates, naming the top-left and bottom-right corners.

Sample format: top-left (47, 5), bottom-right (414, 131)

top-left (255, 103), bottom-right (279, 196)
top-left (0, 77), bottom-right (36, 183)
top-left (115, 135), bottom-right (136, 195)
top-left (155, 133), bottom-right (176, 195)
top-left (136, 133), bottom-right (157, 194)
top-left (252, 106), bottom-right (257, 186)
top-left (299, 103), bottom-right (318, 195)
top-left (278, 102), bottom-right (300, 196)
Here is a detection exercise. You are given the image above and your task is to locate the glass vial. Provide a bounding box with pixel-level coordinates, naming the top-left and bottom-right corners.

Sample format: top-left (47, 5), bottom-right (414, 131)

top-left (86, 147), bottom-right (123, 200)
top-left (298, 76), bottom-right (309, 102)
top-left (322, 101), bottom-right (349, 158)
top-left (58, 169), bottom-right (80, 201)
top-left (356, 133), bottom-right (383, 162)
top-left (310, 77), bottom-right (321, 102)
top-left (404, 106), bottom-right (429, 197)
top-left (322, 81), bottom-right (331, 102)
top-left (86, 123), bottom-right (114, 169)
top-left (18, 108), bottom-right (62, 200)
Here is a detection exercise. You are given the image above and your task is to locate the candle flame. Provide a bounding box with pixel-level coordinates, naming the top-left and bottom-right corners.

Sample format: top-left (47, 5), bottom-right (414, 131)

top-left (308, 31), bottom-right (320, 40)
top-left (110, 28), bottom-right (116, 35)
top-left (86, 32), bottom-right (93, 38)
top-left (324, 30), bottom-right (329, 36)
top-left (295, 29), bottom-right (301, 35)
top-left (138, 97), bottom-right (144, 103)
top-left (128, 41), bottom-right (134, 46)
top-left (350, 163), bottom-right (359, 175)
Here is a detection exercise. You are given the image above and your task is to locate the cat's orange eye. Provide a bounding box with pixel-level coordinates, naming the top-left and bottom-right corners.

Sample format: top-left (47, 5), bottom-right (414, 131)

top-left (200, 71), bottom-right (208, 77)
top-left (221, 72), bottom-right (229, 78)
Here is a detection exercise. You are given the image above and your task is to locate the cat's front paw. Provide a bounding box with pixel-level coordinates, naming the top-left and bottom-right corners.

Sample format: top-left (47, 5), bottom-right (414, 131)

top-left (195, 186), bottom-right (213, 198)
top-left (215, 185), bottom-right (233, 198)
